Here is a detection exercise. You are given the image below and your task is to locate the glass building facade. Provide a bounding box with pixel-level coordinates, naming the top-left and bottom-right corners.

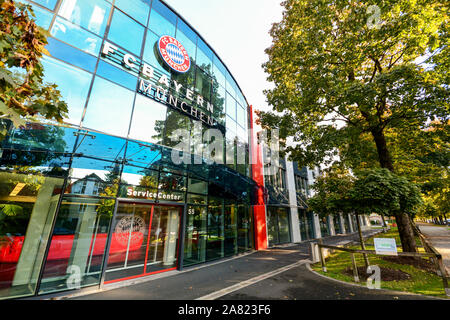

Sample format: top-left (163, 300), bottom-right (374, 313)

top-left (0, 0), bottom-right (255, 299)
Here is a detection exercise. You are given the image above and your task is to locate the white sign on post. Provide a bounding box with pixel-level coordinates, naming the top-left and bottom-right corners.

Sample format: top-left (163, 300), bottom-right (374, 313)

top-left (374, 238), bottom-right (398, 256)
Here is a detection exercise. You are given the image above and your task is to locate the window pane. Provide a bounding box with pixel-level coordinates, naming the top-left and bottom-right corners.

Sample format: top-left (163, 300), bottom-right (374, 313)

top-left (226, 93), bottom-right (236, 120)
top-left (148, 9), bottom-right (175, 37)
top-left (128, 95), bottom-right (167, 145)
top-left (108, 8), bottom-right (145, 55)
top-left (51, 17), bottom-right (103, 55)
top-left (38, 196), bottom-right (115, 294)
top-left (143, 30), bottom-right (170, 74)
top-left (183, 205), bottom-right (207, 267)
top-left (58, 0), bottom-right (111, 36)
top-left (96, 60), bottom-right (138, 91)
top-left (41, 56), bottom-right (93, 126)
top-left (26, 2), bottom-right (54, 29)
top-left (195, 68), bottom-right (212, 103)
top-left (175, 30), bottom-right (196, 62)
top-left (206, 198), bottom-right (224, 261)
top-left (46, 37), bottom-right (97, 72)
top-left (83, 77), bottom-right (135, 137)
top-left (114, 0), bottom-right (150, 25)
top-left (0, 172), bottom-right (64, 299)
top-left (163, 109), bottom-right (191, 149)
top-left (236, 105), bottom-right (246, 129)
top-left (188, 178), bottom-right (207, 194)
top-left (32, 0), bottom-right (58, 10)
top-left (196, 39), bottom-right (212, 74)
top-left (151, 0), bottom-right (177, 25)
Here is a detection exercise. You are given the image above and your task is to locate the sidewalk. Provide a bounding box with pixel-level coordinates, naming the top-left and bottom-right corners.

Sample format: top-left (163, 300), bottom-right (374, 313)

top-left (62, 229), bottom-right (436, 300)
top-left (417, 223), bottom-right (450, 274)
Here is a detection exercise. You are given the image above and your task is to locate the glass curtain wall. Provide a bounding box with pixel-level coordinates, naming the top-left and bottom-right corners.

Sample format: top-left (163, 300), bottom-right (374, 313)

top-left (0, 0), bottom-right (256, 299)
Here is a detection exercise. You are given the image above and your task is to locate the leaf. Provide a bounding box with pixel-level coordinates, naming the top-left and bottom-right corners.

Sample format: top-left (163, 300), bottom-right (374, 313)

top-left (0, 68), bottom-right (15, 86)
top-left (0, 204), bottom-right (24, 217)
top-left (0, 100), bottom-right (27, 127)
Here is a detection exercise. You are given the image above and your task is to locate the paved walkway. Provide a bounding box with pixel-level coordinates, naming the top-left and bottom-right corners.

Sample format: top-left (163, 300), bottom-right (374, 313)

top-left (66, 229), bottom-right (439, 300)
top-left (418, 223), bottom-right (450, 274)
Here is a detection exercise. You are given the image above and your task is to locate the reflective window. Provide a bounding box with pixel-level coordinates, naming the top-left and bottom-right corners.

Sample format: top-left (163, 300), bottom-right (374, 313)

top-left (24, 2), bottom-right (54, 29)
top-left (41, 56), bottom-right (93, 126)
top-left (125, 141), bottom-right (162, 170)
top-left (0, 172), bottom-right (64, 299)
top-left (32, 0), bottom-right (58, 10)
top-left (175, 30), bottom-right (196, 62)
top-left (108, 8), bottom-right (145, 55)
top-left (58, 0), bottom-right (111, 36)
top-left (151, 0), bottom-right (177, 25)
top-left (196, 39), bottom-right (212, 74)
top-left (38, 196), bottom-right (115, 294)
top-left (212, 58), bottom-right (226, 88)
top-left (148, 9), bottom-right (175, 37)
top-left (211, 84), bottom-right (226, 125)
top-left (188, 178), bottom-right (207, 195)
top-left (143, 30), bottom-right (170, 73)
top-left (114, 0), bottom-right (150, 26)
top-left (206, 196), bottom-right (224, 261)
top-left (163, 109), bottom-right (191, 149)
top-left (96, 60), bottom-right (138, 91)
top-left (159, 171), bottom-right (186, 192)
top-left (129, 95), bottom-right (167, 145)
top-left (46, 37), bottom-right (97, 72)
top-left (51, 17), bottom-right (103, 55)
top-left (83, 77), bottom-right (135, 137)
top-left (226, 93), bottom-right (236, 120)
top-left (236, 105), bottom-right (246, 129)
top-left (71, 131), bottom-right (127, 162)
top-left (183, 205), bottom-right (207, 267)
top-left (195, 68), bottom-right (212, 104)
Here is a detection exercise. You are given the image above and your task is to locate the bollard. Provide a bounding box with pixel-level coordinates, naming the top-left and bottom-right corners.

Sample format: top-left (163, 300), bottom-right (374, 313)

top-left (351, 253), bottom-right (359, 283)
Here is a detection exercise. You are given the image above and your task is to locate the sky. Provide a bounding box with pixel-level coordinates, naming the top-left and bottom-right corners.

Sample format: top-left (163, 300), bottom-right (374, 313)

top-left (163, 0), bottom-right (284, 113)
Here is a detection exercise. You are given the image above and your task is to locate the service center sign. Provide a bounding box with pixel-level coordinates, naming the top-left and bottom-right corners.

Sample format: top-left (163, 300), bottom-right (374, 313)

top-left (158, 35), bottom-right (190, 73)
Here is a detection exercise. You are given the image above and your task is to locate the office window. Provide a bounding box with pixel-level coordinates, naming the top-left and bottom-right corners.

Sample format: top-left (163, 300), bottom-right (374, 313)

top-left (129, 95), bottom-right (167, 145)
top-left (51, 17), bottom-right (103, 55)
top-left (83, 77), bottom-right (135, 137)
top-left (41, 56), bottom-right (93, 126)
top-left (114, 0), bottom-right (150, 26)
top-left (58, 0), bottom-right (111, 36)
top-left (108, 8), bottom-right (145, 55)
top-left (148, 9), bottom-right (175, 37)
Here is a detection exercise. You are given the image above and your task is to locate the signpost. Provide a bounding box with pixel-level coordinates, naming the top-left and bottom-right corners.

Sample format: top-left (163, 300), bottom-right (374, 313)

top-left (374, 238), bottom-right (398, 256)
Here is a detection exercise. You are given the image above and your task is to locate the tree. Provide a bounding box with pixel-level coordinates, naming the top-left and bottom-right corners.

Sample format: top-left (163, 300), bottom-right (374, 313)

top-left (308, 167), bottom-right (370, 267)
top-left (352, 168), bottom-right (423, 253)
top-left (260, 0), bottom-right (449, 253)
top-left (0, 0), bottom-right (68, 140)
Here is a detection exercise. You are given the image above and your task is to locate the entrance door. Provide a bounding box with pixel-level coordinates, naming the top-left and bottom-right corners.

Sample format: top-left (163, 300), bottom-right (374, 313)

top-left (104, 203), bottom-right (181, 283)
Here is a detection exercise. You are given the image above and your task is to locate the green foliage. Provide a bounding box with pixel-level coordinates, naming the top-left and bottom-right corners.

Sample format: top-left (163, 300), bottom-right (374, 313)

top-left (308, 168), bottom-right (423, 218)
top-left (0, 0), bottom-right (68, 140)
top-left (260, 0), bottom-right (449, 169)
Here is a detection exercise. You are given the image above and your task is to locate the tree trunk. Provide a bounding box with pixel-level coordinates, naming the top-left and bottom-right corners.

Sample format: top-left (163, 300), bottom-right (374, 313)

top-left (370, 128), bottom-right (417, 253)
top-left (381, 214), bottom-right (387, 233)
top-left (394, 212), bottom-right (417, 253)
top-left (356, 213), bottom-right (369, 268)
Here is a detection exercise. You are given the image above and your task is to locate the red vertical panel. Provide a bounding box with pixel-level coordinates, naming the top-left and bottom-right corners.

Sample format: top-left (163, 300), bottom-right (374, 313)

top-left (249, 105), bottom-right (268, 250)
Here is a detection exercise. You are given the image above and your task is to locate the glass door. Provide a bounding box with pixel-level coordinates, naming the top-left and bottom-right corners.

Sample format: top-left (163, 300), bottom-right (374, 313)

top-left (104, 203), bottom-right (181, 283)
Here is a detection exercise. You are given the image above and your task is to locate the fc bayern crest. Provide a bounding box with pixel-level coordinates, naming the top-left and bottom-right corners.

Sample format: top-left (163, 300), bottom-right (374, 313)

top-left (158, 35), bottom-right (190, 73)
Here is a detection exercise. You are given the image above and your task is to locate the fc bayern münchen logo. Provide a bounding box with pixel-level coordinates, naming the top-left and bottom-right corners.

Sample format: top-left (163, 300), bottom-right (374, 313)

top-left (158, 35), bottom-right (190, 73)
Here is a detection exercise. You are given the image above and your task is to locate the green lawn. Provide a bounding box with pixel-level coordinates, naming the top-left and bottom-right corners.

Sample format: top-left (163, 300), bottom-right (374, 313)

top-left (311, 228), bottom-right (448, 298)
